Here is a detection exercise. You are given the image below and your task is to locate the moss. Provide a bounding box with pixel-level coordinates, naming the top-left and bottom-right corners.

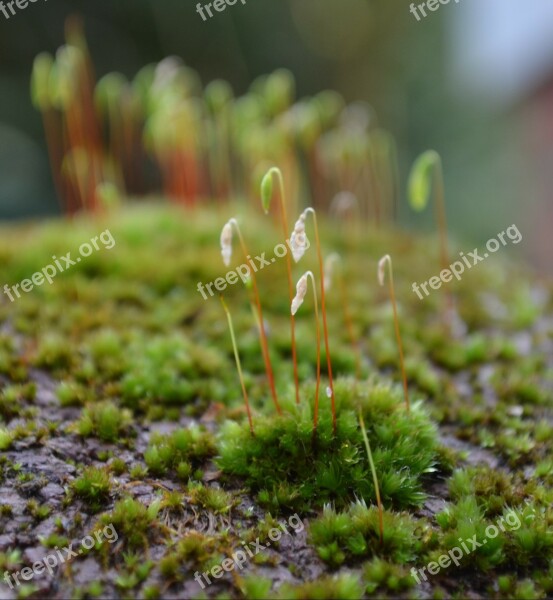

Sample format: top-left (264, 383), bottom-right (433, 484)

top-left (362, 557), bottom-right (416, 595)
top-left (0, 383), bottom-right (36, 420)
top-left (99, 497), bottom-right (162, 551)
top-left (237, 575), bottom-right (273, 600)
top-left (0, 428), bottom-right (13, 450)
top-left (448, 466), bottom-right (526, 516)
top-left (218, 378), bottom-right (440, 511)
top-left (24, 499), bottom-right (51, 521)
top-left (56, 381), bottom-right (92, 407)
top-left (109, 457), bottom-right (127, 475)
top-left (188, 483), bottom-right (234, 514)
top-left (0, 205), bottom-right (551, 597)
top-left (71, 466), bottom-right (112, 511)
top-left (144, 425), bottom-right (215, 477)
top-left (32, 333), bottom-right (75, 371)
top-left (76, 401), bottom-right (133, 442)
top-left (309, 501), bottom-right (424, 568)
top-left (277, 573), bottom-right (364, 599)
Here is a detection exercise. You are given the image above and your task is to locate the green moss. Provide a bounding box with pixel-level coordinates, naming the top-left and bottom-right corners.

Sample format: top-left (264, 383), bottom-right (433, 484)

top-left (189, 483), bottom-right (234, 514)
top-left (277, 573), bottom-right (364, 599)
top-left (32, 333), bottom-right (75, 371)
top-left (448, 466), bottom-right (526, 516)
top-left (237, 575), bottom-right (273, 599)
top-left (0, 203), bottom-right (551, 598)
top-left (218, 378), bottom-right (439, 510)
top-left (0, 428), bottom-right (13, 450)
top-left (100, 497), bottom-right (162, 551)
top-left (362, 557), bottom-right (415, 595)
top-left (24, 499), bottom-right (51, 521)
top-left (144, 425), bottom-right (215, 476)
top-left (71, 466), bottom-right (112, 511)
top-left (309, 502), bottom-right (423, 568)
top-left (76, 401), bottom-right (133, 442)
top-left (56, 381), bottom-right (91, 407)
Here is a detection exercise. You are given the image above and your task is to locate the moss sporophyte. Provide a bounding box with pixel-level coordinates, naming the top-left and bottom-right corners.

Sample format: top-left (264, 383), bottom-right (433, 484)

top-left (291, 207), bottom-right (337, 434)
top-left (261, 166), bottom-right (300, 406)
top-left (220, 218), bottom-right (280, 414)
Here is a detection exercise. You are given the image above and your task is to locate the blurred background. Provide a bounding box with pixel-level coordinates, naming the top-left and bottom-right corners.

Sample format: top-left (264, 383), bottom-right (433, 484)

top-left (0, 0), bottom-right (551, 272)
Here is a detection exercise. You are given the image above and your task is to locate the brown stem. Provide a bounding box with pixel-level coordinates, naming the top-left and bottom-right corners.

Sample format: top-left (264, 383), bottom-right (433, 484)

top-left (231, 220), bottom-right (281, 414)
top-left (267, 168), bottom-right (300, 404)
top-left (305, 208), bottom-right (336, 434)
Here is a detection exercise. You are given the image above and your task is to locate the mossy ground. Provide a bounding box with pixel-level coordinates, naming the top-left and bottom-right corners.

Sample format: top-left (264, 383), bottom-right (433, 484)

top-left (0, 205), bottom-right (552, 599)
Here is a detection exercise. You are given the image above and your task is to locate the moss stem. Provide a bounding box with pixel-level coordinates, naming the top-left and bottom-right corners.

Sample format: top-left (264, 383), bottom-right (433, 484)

top-left (378, 254), bottom-right (410, 413)
top-left (358, 408), bottom-right (384, 545)
top-left (229, 219), bottom-right (281, 415)
top-left (264, 167), bottom-right (300, 405)
top-left (305, 208), bottom-right (336, 434)
top-left (220, 296), bottom-right (254, 435)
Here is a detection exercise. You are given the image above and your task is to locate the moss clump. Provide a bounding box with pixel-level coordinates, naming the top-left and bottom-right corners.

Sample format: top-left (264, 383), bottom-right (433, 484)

top-left (118, 335), bottom-right (228, 413)
top-left (277, 573), bottom-right (364, 600)
top-left (100, 497), bottom-right (162, 551)
top-left (0, 383), bottom-right (36, 420)
top-left (76, 401), bottom-right (133, 442)
top-left (309, 501), bottom-right (423, 568)
top-left (448, 466), bottom-right (526, 516)
top-left (56, 381), bottom-right (92, 407)
top-left (143, 425), bottom-right (216, 477)
top-left (433, 496), bottom-right (553, 572)
top-left (32, 333), bottom-right (75, 371)
top-left (362, 557), bottom-right (416, 595)
top-left (188, 482), bottom-right (234, 514)
top-left (218, 378), bottom-right (439, 510)
top-left (0, 428), bottom-right (13, 451)
top-left (25, 499), bottom-right (51, 521)
top-left (71, 466), bottom-right (112, 511)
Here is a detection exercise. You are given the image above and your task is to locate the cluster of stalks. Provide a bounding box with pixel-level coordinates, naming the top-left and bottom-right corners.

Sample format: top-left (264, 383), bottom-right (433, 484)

top-left (221, 151), bottom-right (456, 432)
top-left (220, 170), bottom-right (336, 437)
top-left (32, 20), bottom-right (399, 219)
top-left (31, 17), bottom-right (104, 215)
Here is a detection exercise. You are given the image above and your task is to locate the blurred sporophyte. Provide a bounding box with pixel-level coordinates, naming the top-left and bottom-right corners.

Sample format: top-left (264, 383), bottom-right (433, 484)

top-left (409, 0), bottom-right (460, 21)
top-left (196, 0), bottom-right (247, 22)
top-left (0, 0), bottom-right (47, 21)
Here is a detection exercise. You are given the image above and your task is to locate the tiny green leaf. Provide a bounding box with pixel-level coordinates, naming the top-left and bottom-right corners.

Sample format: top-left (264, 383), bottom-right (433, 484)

top-left (260, 171), bottom-right (273, 214)
top-left (408, 150), bottom-right (439, 212)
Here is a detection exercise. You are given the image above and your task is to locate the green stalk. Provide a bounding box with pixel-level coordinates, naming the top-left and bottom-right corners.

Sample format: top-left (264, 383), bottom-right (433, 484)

top-left (378, 254), bottom-right (410, 413)
top-left (220, 296), bottom-right (254, 435)
top-left (358, 408), bottom-right (384, 545)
